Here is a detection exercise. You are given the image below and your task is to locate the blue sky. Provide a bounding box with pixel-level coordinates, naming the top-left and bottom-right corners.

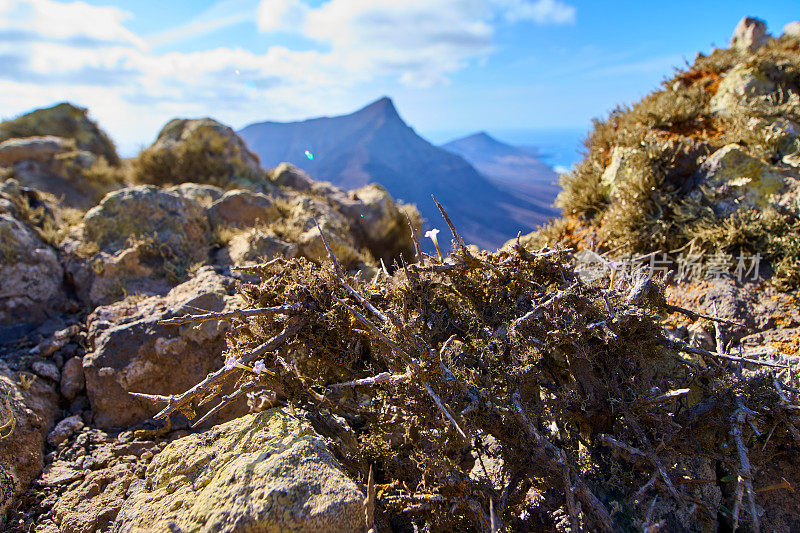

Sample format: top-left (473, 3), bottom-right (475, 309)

top-left (1, 0), bottom-right (797, 160)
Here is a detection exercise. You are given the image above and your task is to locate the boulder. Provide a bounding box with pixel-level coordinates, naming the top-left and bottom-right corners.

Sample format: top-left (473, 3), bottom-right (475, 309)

top-left (599, 146), bottom-right (644, 191)
top-left (730, 16), bottom-right (770, 52)
top-left (0, 360), bottom-right (59, 522)
top-left (134, 118), bottom-right (263, 187)
top-left (83, 268), bottom-right (244, 429)
top-left (113, 409), bottom-right (365, 532)
top-left (0, 213), bottom-right (65, 326)
top-left (0, 136), bottom-right (71, 166)
top-left (268, 163), bottom-right (314, 191)
top-left (64, 185), bottom-right (211, 306)
top-left (692, 144), bottom-right (785, 216)
top-left (167, 183), bottom-right (224, 208)
top-left (287, 196), bottom-right (366, 267)
top-left (54, 463), bottom-right (139, 533)
top-left (0, 103), bottom-right (119, 165)
top-left (207, 189), bottom-right (278, 227)
top-left (710, 64), bottom-right (778, 115)
top-left (335, 184), bottom-right (418, 266)
top-left (784, 21), bottom-right (800, 38)
top-left (216, 228), bottom-right (298, 268)
top-left (60, 357), bottom-right (85, 401)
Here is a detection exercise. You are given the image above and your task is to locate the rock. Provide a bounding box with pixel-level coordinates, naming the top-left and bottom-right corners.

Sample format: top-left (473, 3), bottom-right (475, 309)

top-left (289, 196), bottom-right (366, 267)
top-left (63, 185), bottom-right (211, 306)
top-left (83, 268), bottom-right (244, 429)
top-left (207, 189), bottom-right (278, 227)
top-left (217, 228), bottom-right (298, 268)
top-left (31, 361), bottom-right (60, 382)
top-left (134, 118), bottom-right (263, 187)
top-left (0, 103), bottom-right (119, 165)
top-left (30, 325), bottom-right (80, 357)
top-left (692, 144), bottom-right (785, 216)
top-left (710, 64), bottom-right (778, 115)
top-left (0, 360), bottom-right (59, 521)
top-left (269, 162), bottom-right (314, 191)
top-left (60, 357), bottom-right (85, 401)
top-left (730, 16), bottom-right (770, 52)
top-left (167, 182), bottom-right (224, 208)
top-left (0, 136), bottom-right (71, 166)
top-left (335, 184), bottom-right (418, 266)
top-left (52, 463), bottom-right (138, 533)
top-left (0, 213), bottom-right (65, 326)
top-left (47, 415), bottom-right (85, 447)
top-left (114, 409), bottom-right (365, 532)
top-left (599, 146), bottom-right (643, 192)
top-left (784, 21), bottom-right (800, 37)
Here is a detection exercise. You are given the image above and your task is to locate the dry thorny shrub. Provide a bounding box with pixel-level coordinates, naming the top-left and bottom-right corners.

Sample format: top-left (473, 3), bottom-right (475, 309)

top-left (142, 214), bottom-right (800, 532)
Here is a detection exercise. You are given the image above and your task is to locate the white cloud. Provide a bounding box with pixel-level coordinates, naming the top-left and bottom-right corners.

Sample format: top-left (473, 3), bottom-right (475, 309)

top-left (0, 0), bottom-right (145, 48)
top-left (0, 0), bottom-right (577, 154)
top-left (257, 0), bottom-right (307, 32)
top-left (501, 0), bottom-right (576, 25)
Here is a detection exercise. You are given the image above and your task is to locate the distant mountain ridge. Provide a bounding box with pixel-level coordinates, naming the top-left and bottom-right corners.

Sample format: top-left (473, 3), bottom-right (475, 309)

top-left (239, 97), bottom-right (557, 250)
top-left (441, 131), bottom-right (560, 217)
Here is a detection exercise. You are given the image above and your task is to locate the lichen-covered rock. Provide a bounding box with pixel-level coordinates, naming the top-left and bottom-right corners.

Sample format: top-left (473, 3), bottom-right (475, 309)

top-left (53, 463), bottom-right (139, 533)
top-left (207, 189), bottom-right (278, 227)
top-left (83, 268), bottom-right (243, 429)
top-left (47, 415), bottom-right (84, 447)
top-left (334, 183), bottom-right (418, 266)
top-left (287, 196), bottom-right (366, 267)
top-left (692, 144), bottom-right (785, 216)
top-left (0, 360), bottom-right (59, 522)
top-left (167, 182), bottom-right (224, 208)
top-left (268, 163), bottom-right (314, 191)
top-left (0, 213), bottom-right (65, 325)
top-left (710, 64), bottom-right (777, 115)
top-left (0, 136), bottom-right (71, 166)
top-left (730, 16), bottom-right (770, 52)
top-left (134, 118), bottom-right (263, 188)
top-left (0, 103), bottom-right (119, 165)
top-left (599, 146), bottom-right (644, 191)
top-left (216, 228), bottom-right (298, 268)
top-left (113, 409), bottom-right (365, 533)
top-left (64, 185), bottom-right (211, 306)
top-left (785, 21), bottom-right (800, 38)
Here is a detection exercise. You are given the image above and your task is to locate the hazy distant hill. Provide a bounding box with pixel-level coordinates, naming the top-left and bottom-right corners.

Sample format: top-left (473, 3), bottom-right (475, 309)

top-left (238, 97), bottom-right (555, 250)
top-left (441, 131), bottom-right (560, 215)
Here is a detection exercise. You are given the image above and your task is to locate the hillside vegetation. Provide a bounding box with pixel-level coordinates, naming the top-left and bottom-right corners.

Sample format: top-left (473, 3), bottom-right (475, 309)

top-left (520, 23), bottom-right (800, 287)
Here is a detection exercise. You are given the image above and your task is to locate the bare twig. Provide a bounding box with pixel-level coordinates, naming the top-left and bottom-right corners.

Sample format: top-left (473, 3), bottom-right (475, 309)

top-left (421, 381), bottom-right (467, 438)
top-left (560, 449), bottom-right (582, 533)
top-left (732, 399), bottom-right (760, 532)
top-left (511, 393), bottom-right (615, 532)
top-left (327, 372), bottom-right (411, 388)
top-left (664, 304), bottom-right (745, 328)
top-left (659, 338), bottom-right (787, 369)
top-left (159, 304), bottom-right (301, 326)
top-left (365, 465), bottom-right (376, 533)
top-left (431, 195), bottom-right (468, 256)
top-left (405, 211), bottom-right (424, 266)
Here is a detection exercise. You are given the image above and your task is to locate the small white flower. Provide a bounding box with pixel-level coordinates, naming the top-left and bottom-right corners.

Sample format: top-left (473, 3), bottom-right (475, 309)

top-left (252, 360), bottom-right (266, 375)
top-left (424, 228), bottom-right (444, 261)
top-left (224, 354), bottom-right (237, 371)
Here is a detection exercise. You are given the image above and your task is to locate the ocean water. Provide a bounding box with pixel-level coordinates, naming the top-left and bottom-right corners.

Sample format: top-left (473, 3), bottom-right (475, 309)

top-left (490, 127), bottom-right (588, 174)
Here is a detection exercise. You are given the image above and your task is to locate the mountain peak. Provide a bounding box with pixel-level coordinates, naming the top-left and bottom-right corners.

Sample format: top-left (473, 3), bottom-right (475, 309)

top-left (358, 96), bottom-right (400, 120)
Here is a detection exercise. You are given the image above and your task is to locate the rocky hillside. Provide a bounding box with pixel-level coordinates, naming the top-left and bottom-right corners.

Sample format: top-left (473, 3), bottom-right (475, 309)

top-left (239, 97), bottom-right (556, 250)
top-left (0, 103), bottom-right (420, 530)
top-left (0, 16), bottom-right (799, 533)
